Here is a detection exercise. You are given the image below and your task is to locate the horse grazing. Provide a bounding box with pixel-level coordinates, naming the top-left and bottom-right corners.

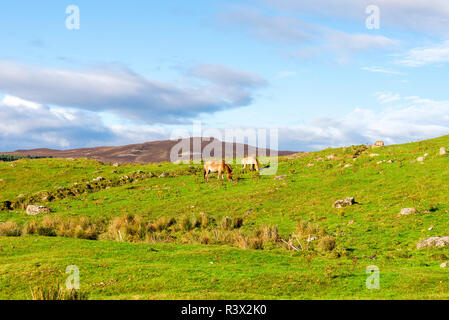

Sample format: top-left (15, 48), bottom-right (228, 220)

top-left (204, 160), bottom-right (233, 182)
top-left (242, 156), bottom-right (260, 173)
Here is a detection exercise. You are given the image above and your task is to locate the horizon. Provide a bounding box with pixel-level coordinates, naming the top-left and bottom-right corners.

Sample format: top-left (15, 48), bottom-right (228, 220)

top-left (2, 1), bottom-right (449, 152)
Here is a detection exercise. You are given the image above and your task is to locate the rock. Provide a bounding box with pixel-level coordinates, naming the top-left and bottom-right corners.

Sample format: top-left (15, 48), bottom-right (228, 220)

top-left (306, 163), bottom-right (315, 167)
top-left (441, 262), bottom-right (449, 268)
top-left (333, 197), bottom-right (355, 208)
top-left (387, 160), bottom-right (393, 163)
top-left (159, 172), bottom-right (169, 178)
top-left (307, 236), bottom-right (319, 243)
top-left (327, 154), bottom-right (336, 160)
top-left (440, 147), bottom-right (447, 155)
top-left (274, 175), bottom-right (287, 181)
top-left (17, 194), bottom-right (25, 198)
top-left (315, 157), bottom-right (324, 162)
top-left (93, 176), bottom-right (105, 182)
top-left (417, 236), bottom-right (449, 249)
top-left (369, 154), bottom-right (380, 157)
top-left (10, 164), bottom-right (15, 168)
top-left (26, 205), bottom-right (50, 216)
top-left (348, 220), bottom-right (355, 225)
top-left (113, 163), bottom-right (120, 167)
top-left (344, 164), bottom-right (352, 168)
top-left (373, 141), bottom-right (385, 148)
top-left (424, 153), bottom-right (429, 157)
top-left (400, 208), bottom-right (417, 216)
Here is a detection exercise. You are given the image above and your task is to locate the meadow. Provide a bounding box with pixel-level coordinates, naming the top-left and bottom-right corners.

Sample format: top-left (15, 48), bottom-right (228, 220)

top-left (1, 135), bottom-right (449, 300)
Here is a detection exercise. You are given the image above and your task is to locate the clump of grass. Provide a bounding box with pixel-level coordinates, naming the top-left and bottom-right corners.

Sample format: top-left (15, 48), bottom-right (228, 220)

top-left (317, 235), bottom-right (336, 253)
top-left (220, 216), bottom-right (233, 230)
top-left (22, 220), bottom-right (38, 235)
top-left (30, 285), bottom-right (88, 300)
top-left (151, 217), bottom-right (176, 232)
top-left (0, 221), bottom-right (22, 237)
top-left (37, 216), bottom-right (60, 237)
top-left (179, 215), bottom-right (193, 231)
top-left (103, 215), bottom-right (146, 242)
top-left (195, 213), bottom-right (214, 229)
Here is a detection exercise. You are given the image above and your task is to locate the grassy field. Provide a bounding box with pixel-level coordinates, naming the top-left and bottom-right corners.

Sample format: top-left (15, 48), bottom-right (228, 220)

top-left (1, 135), bottom-right (449, 299)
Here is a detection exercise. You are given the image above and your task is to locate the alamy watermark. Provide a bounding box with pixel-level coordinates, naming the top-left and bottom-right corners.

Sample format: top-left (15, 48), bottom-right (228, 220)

top-left (66, 5), bottom-right (80, 30)
top-left (66, 265), bottom-right (80, 290)
top-left (169, 121), bottom-right (279, 175)
top-left (366, 265), bottom-right (380, 290)
top-left (366, 5), bottom-right (380, 30)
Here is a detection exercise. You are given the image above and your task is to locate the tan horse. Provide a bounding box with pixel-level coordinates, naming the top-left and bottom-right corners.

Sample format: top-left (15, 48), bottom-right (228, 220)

top-left (204, 160), bottom-right (233, 182)
top-left (242, 156), bottom-right (260, 172)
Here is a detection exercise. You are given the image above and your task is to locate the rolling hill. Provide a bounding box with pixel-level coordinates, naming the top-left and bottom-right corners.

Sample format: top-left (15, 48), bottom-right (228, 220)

top-left (2, 137), bottom-right (296, 164)
top-left (1, 134), bottom-right (449, 299)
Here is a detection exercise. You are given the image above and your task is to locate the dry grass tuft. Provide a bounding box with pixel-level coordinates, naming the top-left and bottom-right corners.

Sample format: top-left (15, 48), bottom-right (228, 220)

top-left (0, 221), bottom-right (22, 237)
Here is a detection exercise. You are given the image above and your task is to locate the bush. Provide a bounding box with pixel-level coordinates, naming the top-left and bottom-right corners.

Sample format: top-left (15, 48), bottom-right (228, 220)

top-left (0, 221), bottom-right (22, 237)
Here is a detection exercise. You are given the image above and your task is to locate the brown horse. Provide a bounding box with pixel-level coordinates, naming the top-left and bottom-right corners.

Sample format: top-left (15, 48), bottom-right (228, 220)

top-left (204, 160), bottom-right (233, 182)
top-left (242, 156), bottom-right (260, 173)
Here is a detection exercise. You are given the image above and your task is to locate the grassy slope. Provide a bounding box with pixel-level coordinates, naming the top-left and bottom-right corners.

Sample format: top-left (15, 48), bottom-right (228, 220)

top-left (1, 135), bottom-right (449, 299)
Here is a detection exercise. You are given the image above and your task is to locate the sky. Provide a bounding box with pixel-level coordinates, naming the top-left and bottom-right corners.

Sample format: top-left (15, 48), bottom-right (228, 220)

top-left (1, 0), bottom-right (449, 151)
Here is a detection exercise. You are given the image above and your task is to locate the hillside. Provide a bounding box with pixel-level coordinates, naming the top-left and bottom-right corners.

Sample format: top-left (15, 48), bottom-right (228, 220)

top-left (2, 138), bottom-right (296, 164)
top-left (1, 135), bottom-right (449, 299)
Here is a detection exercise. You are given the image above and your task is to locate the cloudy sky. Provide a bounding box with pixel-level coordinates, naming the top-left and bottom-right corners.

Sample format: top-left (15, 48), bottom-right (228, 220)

top-left (1, 0), bottom-right (449, 151)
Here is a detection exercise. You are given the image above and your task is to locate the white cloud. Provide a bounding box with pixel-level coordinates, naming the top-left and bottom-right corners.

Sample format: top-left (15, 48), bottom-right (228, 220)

top-left (263, 0), bottom-right (449, 35)
top-left (221, 6), bottom-right (398, 62)
top-left (0, 60), bottom-right (267, 125)
top-left (362, 66), bottom-right (403, 75)
top-left (279, 95), bottom-right (449, 150)
top-left (376, 92), bottom-right (401, 104)
top-left (397, 41), bottom-right (449, 67)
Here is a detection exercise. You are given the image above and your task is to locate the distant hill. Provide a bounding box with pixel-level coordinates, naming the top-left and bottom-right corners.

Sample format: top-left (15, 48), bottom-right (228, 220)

top-left (2, 137), bottom-right (297, 164)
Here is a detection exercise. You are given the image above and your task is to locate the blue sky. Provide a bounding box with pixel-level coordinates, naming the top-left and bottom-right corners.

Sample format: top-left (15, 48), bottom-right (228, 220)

top-left (1, 0), bottom-right (449, 151)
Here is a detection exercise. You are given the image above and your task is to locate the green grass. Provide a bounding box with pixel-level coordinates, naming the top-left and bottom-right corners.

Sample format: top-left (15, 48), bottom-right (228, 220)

top-left (1, 135), bottom-right (449, 299)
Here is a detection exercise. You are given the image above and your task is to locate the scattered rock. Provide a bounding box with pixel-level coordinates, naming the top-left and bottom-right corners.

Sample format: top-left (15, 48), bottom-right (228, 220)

top-left (400, 208), bottom-right (417, 216)
top-left (417, 236), bottom-right (449, 249)
top-left (344, 164), bottom-right (352, 168)
top-left (387, 160), bottom-right (393, 163)
top-left (26, 205), bottom-right (50, 216)
top-left (306, 163), bottom-right (315, 167)
top-left (369, 154), bottom-right (380, 157)
top-left (274, 175), bottom-right (288, 181)
top-left (93, 176), bottom-right (105, 182)
top-left (159, 172), bottom-right (169, 178)
top-left (333, 197), bottom-right (355, 208)
top-left (424, 153), bottom-right (429, 157)
top-left (417, 157), bottom-right (425, 162)
top-left (112, 163), bottom-right (120, 167)
top-left (348, 220), bottom-right (355, 225)
top-left (17, 194), bottom-right (25, 198)
top-left (315, 157), bottom-right (324, 162)
top-left (327, 154), bottom-right (336, 160)
top-left (440, 147), bottom-right (447, 155)
top-left (373, 141), bottom-right (385, 148)
top-left (10, 164), bottom-right (15, 168)
top-left (441, 262), bottom-right (449, 268)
